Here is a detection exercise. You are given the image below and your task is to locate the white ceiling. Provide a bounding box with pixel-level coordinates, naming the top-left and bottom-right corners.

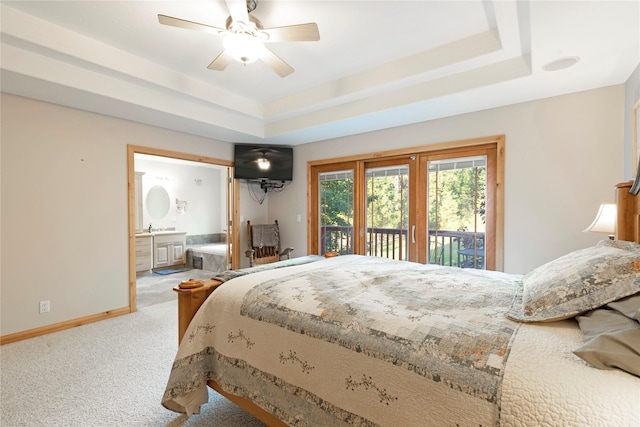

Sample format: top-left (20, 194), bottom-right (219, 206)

top-left (1, 1), bottom-right (639, 146)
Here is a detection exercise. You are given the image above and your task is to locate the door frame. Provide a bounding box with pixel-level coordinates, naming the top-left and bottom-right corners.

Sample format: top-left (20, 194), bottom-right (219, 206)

top-left (363, 155), bottom-right (418, 261)
top-left (417, 145), bottom-right (498, 269)
top-left (127, 145), bottom-right (238, 311)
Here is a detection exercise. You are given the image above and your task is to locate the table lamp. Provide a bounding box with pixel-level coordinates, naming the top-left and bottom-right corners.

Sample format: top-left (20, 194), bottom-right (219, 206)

top-left (583, 203), bottom-right (616, 240)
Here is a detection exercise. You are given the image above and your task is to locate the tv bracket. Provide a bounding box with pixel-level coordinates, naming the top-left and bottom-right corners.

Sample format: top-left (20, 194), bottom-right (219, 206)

top-left (258, 179), bottom-right (285, 193)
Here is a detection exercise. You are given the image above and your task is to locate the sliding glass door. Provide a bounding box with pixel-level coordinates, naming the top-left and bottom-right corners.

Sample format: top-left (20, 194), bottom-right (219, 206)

top-left (317, 164), bottom-right (356, 255)
top-left (426, 155), bottom-right (487, 269)
top-left (309, 137), bottom-right (503, 270)
top-left (364, 160), bottom-right (412, 261)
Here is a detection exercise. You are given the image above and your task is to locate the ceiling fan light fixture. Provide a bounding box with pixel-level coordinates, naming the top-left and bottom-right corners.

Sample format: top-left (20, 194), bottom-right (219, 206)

top-left (223, 32), bottom-right (264, 64)
top-left (158, 0), bottom-right (319, 76)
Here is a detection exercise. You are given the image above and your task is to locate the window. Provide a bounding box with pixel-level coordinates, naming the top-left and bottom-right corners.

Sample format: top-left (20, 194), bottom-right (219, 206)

top-left (309, 136), bottom-right (504, 270)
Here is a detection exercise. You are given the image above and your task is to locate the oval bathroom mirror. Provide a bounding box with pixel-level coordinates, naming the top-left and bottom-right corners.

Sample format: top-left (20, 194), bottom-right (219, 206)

top-left (146, 185), bottom-right (170, 219)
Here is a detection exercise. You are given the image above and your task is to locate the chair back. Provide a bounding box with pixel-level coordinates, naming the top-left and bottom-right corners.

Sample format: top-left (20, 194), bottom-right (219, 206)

top-left (246, 220), bottom-right (291, 266)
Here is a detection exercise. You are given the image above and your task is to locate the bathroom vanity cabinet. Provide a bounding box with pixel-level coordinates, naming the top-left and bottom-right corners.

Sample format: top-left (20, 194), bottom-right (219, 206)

top-left (135, 234), bottom-right (153, 273)
top-left (153, 232), bottom-right (186, 269)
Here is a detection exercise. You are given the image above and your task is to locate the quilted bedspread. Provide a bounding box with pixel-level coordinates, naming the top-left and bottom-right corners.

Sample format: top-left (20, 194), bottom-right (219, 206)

top-left (162, 255), bottom-right (640, 426)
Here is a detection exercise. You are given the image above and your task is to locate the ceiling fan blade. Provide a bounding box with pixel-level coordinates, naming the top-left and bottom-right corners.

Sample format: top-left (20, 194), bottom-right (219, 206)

top-left (260, 47), bottom-right (294, 78)
top-left (158, 14), bottom-right (225, 34)
top-left (207, 50), bottom-right (234, 71)
top-left (263, 23), bottom-right (320, 42)
top-left (225, 0), bottom-right (250, 25)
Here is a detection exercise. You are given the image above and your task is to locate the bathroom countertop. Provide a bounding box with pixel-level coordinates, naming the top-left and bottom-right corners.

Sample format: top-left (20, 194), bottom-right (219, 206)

top-left (136, 231), bottom-right (186, 236)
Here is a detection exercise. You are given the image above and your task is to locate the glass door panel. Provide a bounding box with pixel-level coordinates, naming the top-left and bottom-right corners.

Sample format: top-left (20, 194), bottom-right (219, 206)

top-left (319, 170), bottom-right (355, 255)
top-left (427, 155), bottom-right (487, 269)
top-left (365, 164), bottom-right (410, 261)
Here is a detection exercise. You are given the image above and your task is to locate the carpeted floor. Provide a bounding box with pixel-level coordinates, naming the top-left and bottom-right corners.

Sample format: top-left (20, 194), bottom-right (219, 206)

top-left (0, 300), bottom-right (266, 427)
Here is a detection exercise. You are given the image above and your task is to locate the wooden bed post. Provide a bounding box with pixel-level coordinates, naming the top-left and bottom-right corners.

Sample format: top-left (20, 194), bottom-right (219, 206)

top-left (615, 181), bottom-right (640, 243)
top-left (173, 280), bottom-right (223, 343)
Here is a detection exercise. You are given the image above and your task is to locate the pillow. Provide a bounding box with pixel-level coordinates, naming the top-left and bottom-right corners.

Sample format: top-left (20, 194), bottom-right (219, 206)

top-left (575, 306), bottom-right (639, 341)
top-left (507, 241), bottom-right (640, 322)
top-left (573, 308), bottom-right (640, 377)
top-left (607, 293), bottom-right (640, 321)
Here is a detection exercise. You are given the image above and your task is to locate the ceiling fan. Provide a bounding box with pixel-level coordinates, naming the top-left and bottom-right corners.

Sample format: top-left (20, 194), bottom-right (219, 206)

top-left (158, 0), bottom-right (320, 77)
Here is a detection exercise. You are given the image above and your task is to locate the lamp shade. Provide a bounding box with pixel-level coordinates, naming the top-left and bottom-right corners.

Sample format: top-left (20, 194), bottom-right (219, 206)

top-left (583, 203), bottom-right (616, 236)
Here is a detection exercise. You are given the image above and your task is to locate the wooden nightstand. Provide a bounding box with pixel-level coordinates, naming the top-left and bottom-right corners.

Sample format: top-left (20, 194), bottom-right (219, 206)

top-left (173, 279), bottom-right (224, 343)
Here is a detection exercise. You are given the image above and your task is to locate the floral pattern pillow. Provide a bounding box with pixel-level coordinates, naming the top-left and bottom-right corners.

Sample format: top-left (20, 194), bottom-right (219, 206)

top-left (507, 240), bottom-right (640, 322)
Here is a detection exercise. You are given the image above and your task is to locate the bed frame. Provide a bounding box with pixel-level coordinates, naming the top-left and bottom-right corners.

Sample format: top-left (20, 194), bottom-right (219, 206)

top-left (172, 182), bottom-right (639, 425)
top-left (615, 180), bottom-right (640, 243)
top-left (173, 281), bottom-right (294, 426)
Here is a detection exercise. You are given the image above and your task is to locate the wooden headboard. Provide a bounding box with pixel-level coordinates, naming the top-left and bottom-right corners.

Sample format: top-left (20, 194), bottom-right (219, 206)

top-left (615, 181), bottom-right (640, 243)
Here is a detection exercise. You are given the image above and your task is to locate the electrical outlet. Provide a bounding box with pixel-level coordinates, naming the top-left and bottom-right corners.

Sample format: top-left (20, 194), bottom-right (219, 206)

top-left (39, 300), bottom-right (50, 314)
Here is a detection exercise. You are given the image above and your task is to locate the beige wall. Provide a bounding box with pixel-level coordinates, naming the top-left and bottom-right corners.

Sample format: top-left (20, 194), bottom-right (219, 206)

top-left (270, 85), bottom-right (625, 274)
top-left (236, 180), bottom-right (274, 269)
top-left (0, 94), bottom-right (241, 336)
top-left (0, 84), bottom-right (626, 337)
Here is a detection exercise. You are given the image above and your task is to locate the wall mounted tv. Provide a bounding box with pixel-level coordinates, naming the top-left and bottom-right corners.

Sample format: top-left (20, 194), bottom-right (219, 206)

top-left (233, 144), bottom-right (293, 182)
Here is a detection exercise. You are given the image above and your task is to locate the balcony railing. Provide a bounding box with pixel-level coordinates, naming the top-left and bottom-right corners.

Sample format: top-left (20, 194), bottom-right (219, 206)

top-left (429, 229), bottom-right (485, 269)
top-left (321, 225), bottom-right (354, 256)
top-left (321, 225), bottom-right (485, 268)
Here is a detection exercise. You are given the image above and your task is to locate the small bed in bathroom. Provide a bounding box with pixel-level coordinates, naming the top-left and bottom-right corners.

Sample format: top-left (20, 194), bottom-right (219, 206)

top-left (186, 243), bottom-right (230, 273)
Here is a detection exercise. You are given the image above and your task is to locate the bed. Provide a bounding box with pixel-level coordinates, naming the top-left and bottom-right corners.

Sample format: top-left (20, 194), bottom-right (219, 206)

top-left (163, 181), bottom-right (640, 426)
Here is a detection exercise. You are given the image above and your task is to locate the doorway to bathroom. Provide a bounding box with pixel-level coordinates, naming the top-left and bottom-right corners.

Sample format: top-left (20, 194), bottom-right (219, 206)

top-left (127, 145), bottom-right (238, 311)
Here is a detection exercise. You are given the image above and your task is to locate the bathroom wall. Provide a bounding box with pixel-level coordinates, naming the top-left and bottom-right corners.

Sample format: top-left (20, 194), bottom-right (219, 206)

top-left (135, 155), bottom-right (228, 238)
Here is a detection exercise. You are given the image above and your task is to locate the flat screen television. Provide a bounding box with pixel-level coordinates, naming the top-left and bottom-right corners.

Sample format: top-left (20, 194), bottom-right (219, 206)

top-left (233, 144), bottom-right (293, 181)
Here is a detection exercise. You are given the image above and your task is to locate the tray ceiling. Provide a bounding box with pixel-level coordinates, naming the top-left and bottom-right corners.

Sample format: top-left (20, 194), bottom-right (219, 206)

top-left (1, 1), bottom-right (638, 145)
